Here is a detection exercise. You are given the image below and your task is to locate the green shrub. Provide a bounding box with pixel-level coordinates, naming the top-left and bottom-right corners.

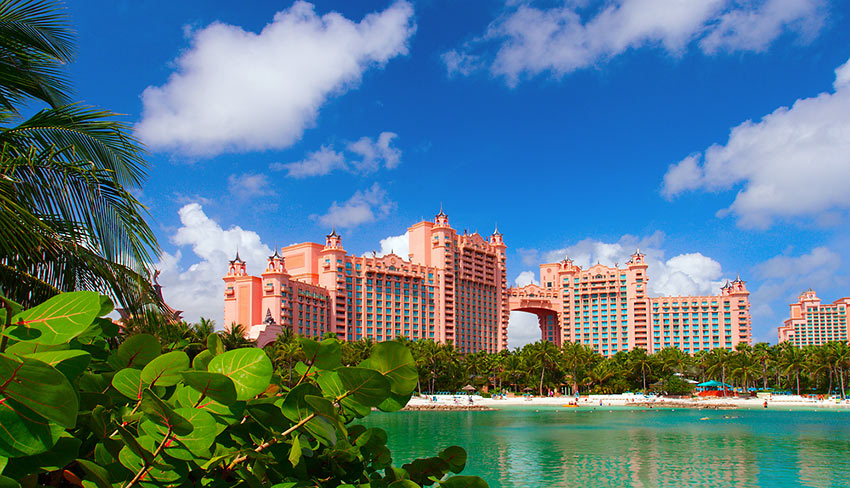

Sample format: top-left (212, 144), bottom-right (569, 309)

top-left (0, 291), bottom-right (488, 487)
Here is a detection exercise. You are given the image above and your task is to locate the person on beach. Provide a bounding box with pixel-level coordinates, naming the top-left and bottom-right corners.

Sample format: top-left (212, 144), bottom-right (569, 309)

top-left (764, 400), bottom-right (768, 409)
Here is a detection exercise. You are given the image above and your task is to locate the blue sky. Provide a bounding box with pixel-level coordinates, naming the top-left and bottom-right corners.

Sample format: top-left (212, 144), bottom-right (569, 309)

top-left (65, 0), bottom-right (850, 346)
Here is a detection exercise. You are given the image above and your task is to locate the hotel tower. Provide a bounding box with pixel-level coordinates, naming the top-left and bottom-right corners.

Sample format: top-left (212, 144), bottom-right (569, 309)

top-left (508, 252), bottom-right (752, 357)
top-left (223, 210), bottom-right (509, 353)
top-left (777, 289), bottom-right (849, 347)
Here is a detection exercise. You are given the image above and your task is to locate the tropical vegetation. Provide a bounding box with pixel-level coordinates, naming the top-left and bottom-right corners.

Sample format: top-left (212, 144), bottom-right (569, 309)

top-left (265, 334), bottom-right (850, 399)
top-left (0, 290), bottom-right (487, 487)
top-left (0, 0), bottom-right (159, 313)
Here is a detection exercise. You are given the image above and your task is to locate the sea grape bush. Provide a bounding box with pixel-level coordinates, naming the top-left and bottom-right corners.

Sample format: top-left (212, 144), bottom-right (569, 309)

top-left (0, 291), bottom-right (488, 487)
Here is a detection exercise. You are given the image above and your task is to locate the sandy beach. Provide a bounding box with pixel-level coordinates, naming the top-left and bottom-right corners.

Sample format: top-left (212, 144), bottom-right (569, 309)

top-left (404, 393), bottom-right (850, 410)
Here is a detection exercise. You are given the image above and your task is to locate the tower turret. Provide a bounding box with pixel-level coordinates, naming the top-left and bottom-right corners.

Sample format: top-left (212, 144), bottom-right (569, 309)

top-left (435, 205), bottom-right (449, 228)
top-left (324, 228), bottom-right (343, 250)
top-left (227, 251), bottom-right (247, 276)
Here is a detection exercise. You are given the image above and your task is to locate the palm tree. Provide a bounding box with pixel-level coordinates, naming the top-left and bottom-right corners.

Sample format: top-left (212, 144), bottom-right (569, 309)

top-left (779, 344), bottom-right (806, 396)
top-left (731, 353), bottom-right (759, 393)
top-left (269, 333), bottom-right (303, 385)
top-left (752, 342), bottom-right (773, 390)
top-left (221, 323), bottom-right (256, 350)
top-left (192, 317), bottom-right (216, 343)
top-left (830, 341), bottom-right (850, 399)
top-left (658, 348), bottom-right (690, 377)
top-left (586, 360), bottom-right (620, 394)
top-left (528, 341), bottom-right (561, 396)
top-left (628, 348), bottom-right (654, 391)
top-left (561, 342), bottom-right (592, 395)
top-left (0, 0), bottom-right (159, 310)
top-left (705, 348), bottom-right (732, 397)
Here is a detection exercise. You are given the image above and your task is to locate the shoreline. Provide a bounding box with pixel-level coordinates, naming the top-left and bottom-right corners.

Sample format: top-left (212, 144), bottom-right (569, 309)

top-left (405, 394), bottom-right (850, 411)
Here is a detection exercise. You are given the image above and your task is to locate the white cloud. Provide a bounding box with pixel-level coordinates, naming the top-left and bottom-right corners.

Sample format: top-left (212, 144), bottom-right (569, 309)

top-left (227, 173), bottom-right (275, 199)
top-left (508, 311), bottom-right (541, 349)
top-left (514, 270), bottom-right (538, 287)
top-left (446, 0), bottom-right (824, 85)
top-left (442, 50), bottom-right (480, 77)
top-left (662, 56), bottom-right (850, 228)
top-left (312, 183), bottom-right (395, 229)
top-left (156, 203), bottom-right (272, 325)
top-left (272, 131), bottom-right (402, 178)
top-left (270, 146), bottom-right (345, 178)
top-left (375, 232), bottom-right (409, 258)
top-left (136, 1), bottom-right (415, 156)
top-left (348, 132), bottom-right (402, 172)
top-left (748, 246), bottom-right (845, 342)
top-left (522, 232), bottom-right (728, 297)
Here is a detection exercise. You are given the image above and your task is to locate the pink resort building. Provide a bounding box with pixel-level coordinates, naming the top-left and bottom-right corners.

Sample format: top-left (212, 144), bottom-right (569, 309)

top-left (777, 289), bottom-right (850, 347)
top-left (223, 210), bottom-right (509, 352)
top-left (508, 251), bottom-right (752, 357)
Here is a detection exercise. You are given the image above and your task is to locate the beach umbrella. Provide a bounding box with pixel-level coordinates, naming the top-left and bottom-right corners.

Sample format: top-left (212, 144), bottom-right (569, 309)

top-left (462, 385), bottom-right (476, 393)
top-left (522, 387), bottom-right (534, 391)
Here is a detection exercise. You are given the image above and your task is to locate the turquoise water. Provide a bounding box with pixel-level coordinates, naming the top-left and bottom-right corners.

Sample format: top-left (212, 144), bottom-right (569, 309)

top-left (359, 407), bottom-right (850, 487)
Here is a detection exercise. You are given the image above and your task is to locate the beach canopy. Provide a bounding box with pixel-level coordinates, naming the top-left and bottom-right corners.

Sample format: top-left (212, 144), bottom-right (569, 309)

top-left (697, 380), bottom-right (733, 388)
top-left (522, 387), bottom-right (534, 391)
top-left (462, 385), bottom-right (476, 391)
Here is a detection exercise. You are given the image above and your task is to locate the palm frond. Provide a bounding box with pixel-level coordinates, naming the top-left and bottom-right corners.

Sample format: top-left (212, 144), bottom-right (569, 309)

top-left (0, 0), bottom-right (74, 111)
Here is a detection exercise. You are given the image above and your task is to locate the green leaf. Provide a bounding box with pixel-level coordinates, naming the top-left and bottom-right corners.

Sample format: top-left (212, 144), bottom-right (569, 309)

top-left (78, 318), bottom-right (118, 341)
top-left (118, 435), bottom-right (187, 484)
top-left (4, 342), bottom-right (68, 355)
top-left (378, 391), bottom-right (413, 412)
top-left (0, 398), bottom-right (63, 457)
top-left (76, 459), bottom-right (111, 488)
top-left (389, 481), bottom-right (420, 488)
top-left (288, 435), bottom-right (301, 468)
top-left (140, 388), bottom-right (193, 436)
top-left (207, 334), bottom-right (224, 356)
top-left (363, 341), bottom-right (418, 395)
top-left (439, 446), bottom-right (468, 474)
top-left (0, 354), bottom-right (77, 428)
top-left (0, 293), bottom-right (22, 319)
top-left (96, 295), bottom-right (114, 317)
top-left (299, 337), bottom-right (342, 371)
top-left (403, 457), bottom-right (451, 485)
top-left (89, 405), bottom-right (112, 439)
top-left (24, 350), bottom-right (90, 380)
top-left (173, 385), bottom-right (245, 423)
top-left (0, 475), bottom-right (18, 488)
top-left (111, 368), bottom-right (146, 400)
top-left (193, 349), bottom-right (214, 370)
top-left (115, 425), bottom-right (153, 465)
top-left (316, 370), bottom-right (370, 418)
top-left (140, 407), bottom-right (216, 460)
top-left (337, 367), bottom-right (391, 407)
top-left (9, 291), bottom-right (100, 345)
top-left (1, 436), bottom-right (81, 478)
top-left (208, 348), bottom-right (272, 401)
top-left (440, 476), bottom-right (488, 488)
top-left (140, 350), bottom-right (189, 387)
top-left (181, 371), bottom-right (237, 405)
top-left (279, 384), bottom-right (336, 446)
top-left (116, 334), bottom-right (160, 368)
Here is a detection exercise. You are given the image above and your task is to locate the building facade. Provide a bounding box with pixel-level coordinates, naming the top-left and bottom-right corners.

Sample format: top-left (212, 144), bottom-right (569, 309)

top-left (777, 290), bottom-right (849, 347)
top-left (508, 251), bottom-right (752, 357)
top-left (223, 210), bottom-right (509, 353)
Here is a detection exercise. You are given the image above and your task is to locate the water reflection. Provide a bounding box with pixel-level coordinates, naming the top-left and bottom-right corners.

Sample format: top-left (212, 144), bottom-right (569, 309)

top-left (359, 408), bottom-right (850, 488)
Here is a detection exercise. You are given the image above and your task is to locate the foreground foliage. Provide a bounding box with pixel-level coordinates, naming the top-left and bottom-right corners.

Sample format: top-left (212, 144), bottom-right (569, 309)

top-left (0, 291), bottom-right (488, 487)
top-left (0, 0), bottom-right (159, 312)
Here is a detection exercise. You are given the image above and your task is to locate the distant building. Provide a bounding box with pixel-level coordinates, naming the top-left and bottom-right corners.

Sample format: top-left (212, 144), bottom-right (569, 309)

top-left (508, 252), bottom-right (752, 357)
top-left (223, 210), bottom-right (509, 352)
top-left (777, 289), bottom-right (849, 347)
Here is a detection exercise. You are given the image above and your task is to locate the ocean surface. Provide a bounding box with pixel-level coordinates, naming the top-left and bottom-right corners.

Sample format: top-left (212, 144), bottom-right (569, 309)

top-left (358, 406), bottom-right (850, 488)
